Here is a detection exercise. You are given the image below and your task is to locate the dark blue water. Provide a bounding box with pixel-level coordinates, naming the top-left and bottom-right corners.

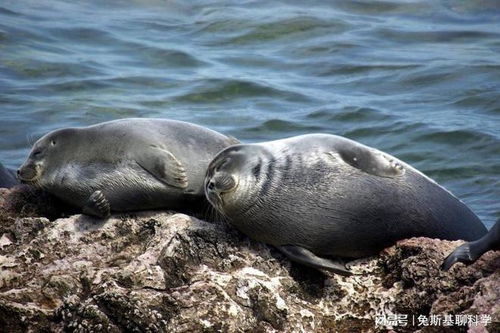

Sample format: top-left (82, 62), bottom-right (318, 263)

top-left (0, 0), bottom-right (499, 227)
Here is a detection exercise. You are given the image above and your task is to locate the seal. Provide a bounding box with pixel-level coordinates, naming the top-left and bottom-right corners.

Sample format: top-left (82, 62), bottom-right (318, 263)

top-left (205, 134), bottom-right (487, 275)
top-left (442, 218), bottom-right (499, 270)
top-left (18, 118), bottom-right (239, 218)
top-left (0, 162), bottom-right (18, 188)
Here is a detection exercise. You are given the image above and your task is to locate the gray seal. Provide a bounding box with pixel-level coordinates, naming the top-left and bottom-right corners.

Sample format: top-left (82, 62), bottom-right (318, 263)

top-left (442, 218), bottom-right (499, 270)
top-left (18, 118), bottom-right (238, 218)
top-left (205, 134), bottom-right (487, 275)
top-left (0, 162), bottom-right (18, 188)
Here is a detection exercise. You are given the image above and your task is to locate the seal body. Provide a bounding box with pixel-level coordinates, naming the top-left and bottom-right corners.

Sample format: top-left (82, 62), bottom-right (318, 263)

top-left (18, 118), bottom-right (238, 217)
top-left (0, 162), bottom-right (18, 188)
top-left (205, 134), bottom-right (487, 274)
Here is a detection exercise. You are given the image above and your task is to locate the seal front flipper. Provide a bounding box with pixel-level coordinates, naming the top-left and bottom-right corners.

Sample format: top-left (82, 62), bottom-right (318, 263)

top-left (277, 245), bottom-right (353, 276)
top-left (328, 143), bottom-right (405, 178)
top-left (136, 145), bottom-right (188, 189)
top-left (82, 190), bottom-right (111, 218)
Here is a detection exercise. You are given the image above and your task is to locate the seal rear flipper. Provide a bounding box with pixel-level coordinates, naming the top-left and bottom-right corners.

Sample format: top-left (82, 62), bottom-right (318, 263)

top-left (82, 190), bottom-right (111, 218)
top-left (327, 143), bottom-right (405, 178)
top-left (277, 245), bottom-right (353, 276)
top-left (442, 242), bottom-right (473, 270)
top-left (136, 145), bottom-right (188, 189)
top-left (443, 236), bottom-right (496, 270)
top-left (442, 219), bottom-right (500, 270)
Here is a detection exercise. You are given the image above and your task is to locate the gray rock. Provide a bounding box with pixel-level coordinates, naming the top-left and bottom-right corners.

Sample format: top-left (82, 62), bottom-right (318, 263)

top-left (0, 187), bottom-right (498, 332)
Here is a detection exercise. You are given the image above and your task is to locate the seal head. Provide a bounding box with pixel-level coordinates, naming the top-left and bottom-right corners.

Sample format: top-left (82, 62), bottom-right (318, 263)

top-left (205, 145), bottom-right (262, 217)
top-left (18, 128), bottom-right (75, 186)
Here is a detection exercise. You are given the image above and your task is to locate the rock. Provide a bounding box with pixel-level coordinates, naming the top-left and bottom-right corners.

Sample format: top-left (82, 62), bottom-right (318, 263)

top-left (0, 186), bottom-right (498, 332)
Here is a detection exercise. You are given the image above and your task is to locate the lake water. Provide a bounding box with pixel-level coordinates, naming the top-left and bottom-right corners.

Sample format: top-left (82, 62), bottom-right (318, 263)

top-left (0, 0), bottom-right (499, 227)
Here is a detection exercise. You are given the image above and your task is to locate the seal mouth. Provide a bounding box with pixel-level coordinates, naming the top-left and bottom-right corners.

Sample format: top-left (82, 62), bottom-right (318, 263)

top-left (204, 173), bottom-right (237, 214)
top-left (17, 165), bottom-right (40, 184)
top-left (205, 188), bottom-right (222, 208)
top-left (205, 185), bottom-right (228, 220)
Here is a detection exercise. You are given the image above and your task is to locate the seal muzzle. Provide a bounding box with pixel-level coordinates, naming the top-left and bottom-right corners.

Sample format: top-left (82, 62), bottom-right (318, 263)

top-left (17, 164), bottom-right (39, 182)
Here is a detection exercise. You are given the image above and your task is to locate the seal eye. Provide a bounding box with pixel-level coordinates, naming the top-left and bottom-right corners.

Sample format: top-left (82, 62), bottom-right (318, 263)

top-left (51, 140), bottom-right (56, 146)
top-left (32, 150), bottom-right (42, 158)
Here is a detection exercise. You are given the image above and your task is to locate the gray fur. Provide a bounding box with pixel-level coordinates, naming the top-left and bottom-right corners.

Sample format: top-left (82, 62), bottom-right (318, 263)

top-left (18, 118), bottom-right (238, 217)
top-left (205, 134), bottom-right (487, 271)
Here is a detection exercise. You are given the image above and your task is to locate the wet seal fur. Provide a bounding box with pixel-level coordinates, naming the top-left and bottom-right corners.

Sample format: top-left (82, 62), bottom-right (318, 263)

top-left (18, 118), bottom-right (239, 218)
top-left (205, 134), bottom-right (487, 275)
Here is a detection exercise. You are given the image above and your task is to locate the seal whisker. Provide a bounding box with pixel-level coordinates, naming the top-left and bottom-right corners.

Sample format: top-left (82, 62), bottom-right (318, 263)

top-left (211, 200), bottom-right (230, 225)
top-left (34, 178), bottom-right (44, 190)
top-left (208, 205), bottom-right (220, 224)
top-left (202, 202), bottom-right (212, 221)
top-left (26, 133), bottom-right (33, 146)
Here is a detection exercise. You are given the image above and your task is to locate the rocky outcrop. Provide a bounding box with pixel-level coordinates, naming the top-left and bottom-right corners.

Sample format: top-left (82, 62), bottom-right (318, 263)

top-left (0, 186), bottom-right (498, 332)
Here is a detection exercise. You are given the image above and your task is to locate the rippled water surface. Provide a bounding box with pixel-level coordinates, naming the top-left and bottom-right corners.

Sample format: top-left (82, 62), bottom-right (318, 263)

top-left (1, 0), bottom-right (499, 226)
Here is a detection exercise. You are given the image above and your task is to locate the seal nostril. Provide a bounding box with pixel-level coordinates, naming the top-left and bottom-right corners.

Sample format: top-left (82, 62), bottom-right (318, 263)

top-left (208, 181), bottom-right (215, 190)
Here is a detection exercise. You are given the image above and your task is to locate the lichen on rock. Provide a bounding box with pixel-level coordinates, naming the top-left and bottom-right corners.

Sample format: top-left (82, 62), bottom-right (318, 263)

top-left (0, 186), bottom-right (498, 332)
